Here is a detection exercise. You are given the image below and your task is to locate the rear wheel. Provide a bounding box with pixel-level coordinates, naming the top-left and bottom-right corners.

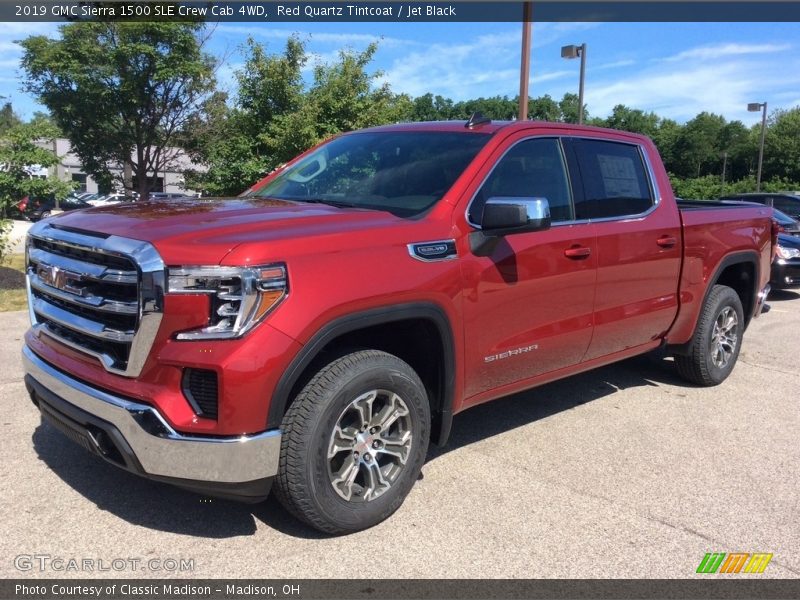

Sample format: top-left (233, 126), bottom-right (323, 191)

top-left (674, 284), bottom-right (744, 386)
top-left (274, 350), bottom-right (430, 534)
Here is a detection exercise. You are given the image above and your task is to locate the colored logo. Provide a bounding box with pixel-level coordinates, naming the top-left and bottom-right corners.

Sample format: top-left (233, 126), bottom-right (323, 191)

top-left (696, 552), bottom-right (773, 574)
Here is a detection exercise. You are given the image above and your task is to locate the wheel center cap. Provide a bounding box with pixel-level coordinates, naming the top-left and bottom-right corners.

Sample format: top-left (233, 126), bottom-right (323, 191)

top-left (355, 432), bottom-right (374, 455)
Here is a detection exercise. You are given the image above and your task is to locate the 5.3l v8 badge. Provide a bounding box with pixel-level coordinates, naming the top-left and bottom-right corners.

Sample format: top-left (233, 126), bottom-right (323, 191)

top-left (407, 239), bottom-right (457, 262)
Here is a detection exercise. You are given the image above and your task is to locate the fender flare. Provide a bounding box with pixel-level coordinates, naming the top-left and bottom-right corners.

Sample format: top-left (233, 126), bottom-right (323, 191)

top-left (267, 302), bottom-right (456, 446)
top-left (669, 250), bottom-right (760, 355)
top-left (705, 250), bottom-right (761, 323)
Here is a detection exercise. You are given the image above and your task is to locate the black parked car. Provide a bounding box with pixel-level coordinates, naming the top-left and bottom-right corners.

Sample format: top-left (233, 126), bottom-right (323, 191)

top-left (720, 193), bottom-right (800, 220)
top-left (772, 233), bottom-right (800, 290)
top-left (23, 196), bottom-right (92, 221)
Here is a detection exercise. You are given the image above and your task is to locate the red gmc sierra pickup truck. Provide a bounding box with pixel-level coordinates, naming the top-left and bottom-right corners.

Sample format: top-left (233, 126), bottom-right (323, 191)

top-left (23, 120), bottom-right (773, 533)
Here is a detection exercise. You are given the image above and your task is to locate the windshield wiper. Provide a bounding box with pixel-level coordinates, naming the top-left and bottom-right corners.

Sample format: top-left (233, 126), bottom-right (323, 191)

top-left (281, 197), bottom-right (364, 210)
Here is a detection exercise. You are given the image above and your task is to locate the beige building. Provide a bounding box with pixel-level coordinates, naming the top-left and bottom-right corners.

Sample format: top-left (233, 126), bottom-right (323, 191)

top-left (40, 138), bottom-right (201, 195)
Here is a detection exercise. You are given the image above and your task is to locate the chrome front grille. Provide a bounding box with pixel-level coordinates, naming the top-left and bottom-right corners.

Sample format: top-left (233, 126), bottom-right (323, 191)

top-left (26, 222), bottom-right (165, 377)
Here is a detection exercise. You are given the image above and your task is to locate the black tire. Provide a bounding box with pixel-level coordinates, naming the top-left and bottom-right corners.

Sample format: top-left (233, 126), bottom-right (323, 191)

top-left (274, 350), bottom-right (430, 534)
top-left (674, 284), bottom-right (744, 386)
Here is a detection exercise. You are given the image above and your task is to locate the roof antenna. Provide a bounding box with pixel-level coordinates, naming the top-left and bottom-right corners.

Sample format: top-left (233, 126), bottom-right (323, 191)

top-left (465, 112), bottom-right (491, 129)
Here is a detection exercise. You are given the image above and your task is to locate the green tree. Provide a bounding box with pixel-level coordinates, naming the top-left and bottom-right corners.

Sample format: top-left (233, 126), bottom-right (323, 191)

top-left (307, 43), bottom-right (408, 137)
top-left (652, 118), bottom-right (681, 172)
top-left (453, 96), bottom-right (517, 120)
top-left (604, 104), bottom-right (659, 137)
top-left (763, 107), bottom-right (800, 182)
top-left (181, 92), bottom-right (258, 196)
top-left (528, 95), bottom-right (561, 121)
top-left (20, 22), bottom-right (216, 199)
top-left (0, 102), bottom-right (22, 134)
top-left (558, 93), bottom-right (587, 124)
top-left (0, 119), bottom-right (74, 259)
top-left (672, 112), bottom-right (726, 178)
top-left (717, 120), bottom-right (754, 183)
top-left (411, 93), bottom-right (456, 121)
top-left (186, 37), bottom-right (411, 195)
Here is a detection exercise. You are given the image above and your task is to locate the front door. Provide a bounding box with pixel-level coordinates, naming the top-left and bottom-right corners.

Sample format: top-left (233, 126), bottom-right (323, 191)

top-left (460, 136), bottom-right (598, 401)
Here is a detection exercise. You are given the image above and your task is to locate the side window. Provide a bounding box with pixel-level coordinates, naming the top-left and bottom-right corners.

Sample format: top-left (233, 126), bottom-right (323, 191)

top-left (469, 138), bottom-right (573, 224)
top-left (571, 140), bottom-right (654, 220)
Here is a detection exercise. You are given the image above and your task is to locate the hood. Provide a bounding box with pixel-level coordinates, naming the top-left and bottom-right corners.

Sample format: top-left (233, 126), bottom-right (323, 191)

top-left (777, 232), bottom-right (800, 249)
top-left (49, 197), bottom-right (409, 265)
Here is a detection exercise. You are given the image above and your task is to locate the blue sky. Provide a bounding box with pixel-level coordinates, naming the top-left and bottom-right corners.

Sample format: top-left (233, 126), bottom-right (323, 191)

top-left (2, 21), bottom-right (799, 125)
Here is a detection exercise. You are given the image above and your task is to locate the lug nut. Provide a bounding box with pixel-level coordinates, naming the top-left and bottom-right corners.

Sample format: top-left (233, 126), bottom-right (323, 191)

top-left (370, 427), bottom-right (377, 434)
top-left (353, 451), bottom-right (359, 459)
top-left (364, 454), bottom-right (372, 462)
top-left (372, 441), bottom-right (381, 449)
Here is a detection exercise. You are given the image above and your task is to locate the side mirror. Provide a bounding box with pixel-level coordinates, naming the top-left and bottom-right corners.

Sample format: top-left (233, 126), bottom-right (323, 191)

top-left (480, 197), bottom-right (551, 235)
top-left (470, 197), bottom-right (552, 256)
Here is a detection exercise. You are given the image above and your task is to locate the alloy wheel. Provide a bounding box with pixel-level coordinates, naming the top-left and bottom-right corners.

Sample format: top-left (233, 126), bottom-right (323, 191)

top-left (327, 389), bottom-right (413, 502)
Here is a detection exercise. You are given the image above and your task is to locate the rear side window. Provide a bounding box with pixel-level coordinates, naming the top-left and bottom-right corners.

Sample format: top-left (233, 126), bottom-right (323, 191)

top-left (569, 140), bottom-right (654, 220)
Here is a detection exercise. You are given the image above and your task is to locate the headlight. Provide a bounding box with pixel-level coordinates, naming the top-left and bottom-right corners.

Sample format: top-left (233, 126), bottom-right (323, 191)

top-left (776, 245), bottom-right (800, 260)
top-left (168, 264), bottom-right (287, 340)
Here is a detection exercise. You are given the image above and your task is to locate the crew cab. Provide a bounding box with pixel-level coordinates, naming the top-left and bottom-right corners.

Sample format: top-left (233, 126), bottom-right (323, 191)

top-left (22, 120), bottom-right (773, 533)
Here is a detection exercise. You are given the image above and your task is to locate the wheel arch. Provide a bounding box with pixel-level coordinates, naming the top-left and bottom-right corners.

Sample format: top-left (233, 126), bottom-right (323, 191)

top-left (669, 250), bottom-right (760, 356)
top-left (711, 252), bottom-right (759, 326)
top-left (268, 302), bottom-right (456, 446)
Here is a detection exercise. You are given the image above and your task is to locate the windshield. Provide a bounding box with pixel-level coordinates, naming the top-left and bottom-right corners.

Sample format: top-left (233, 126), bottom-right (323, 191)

top-left (248, 131), bottom-right (490, 217)
top-left (773, 209), bottom-right (797, 226)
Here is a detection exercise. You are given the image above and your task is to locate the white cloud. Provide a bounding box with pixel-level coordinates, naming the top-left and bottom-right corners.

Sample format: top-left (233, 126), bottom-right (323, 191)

top-left (532, 70), bottom-right (573, 84)
top-left (596, 59), bottom-right (635, 70)
top-left (531, 22), bottom-right (599, 49)
top-left (662, 42), bottom-right (792, 62)
top-left (583, 57), bottom-right (800, 125)
top-left (380, 26), bottom-right (592, 100)
top-left (379, 35), bottom-right (519, 99)
top-left (214, 25), bottom-right (415, 48)
top-left (0, 41), bottom-right (21, 53)
top-left (0, 22), bottom-right (60, 37)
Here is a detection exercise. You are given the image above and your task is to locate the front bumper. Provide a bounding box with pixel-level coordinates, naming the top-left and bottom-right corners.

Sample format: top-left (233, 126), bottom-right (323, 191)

top-left (22, 344), bottom-right (281, 502)
top-left (770, 258), bottom-right (800, 290)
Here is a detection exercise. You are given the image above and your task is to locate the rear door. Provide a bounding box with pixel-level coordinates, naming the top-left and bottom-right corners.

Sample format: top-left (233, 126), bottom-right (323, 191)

top-left (459, 135), bottom-right (597, 401)
top-left (563, 138), bottom-right (682, 361)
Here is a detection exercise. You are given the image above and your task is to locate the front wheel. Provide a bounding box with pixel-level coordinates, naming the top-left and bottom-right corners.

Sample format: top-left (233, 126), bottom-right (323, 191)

top-left (674, 284), bottom-right (744, 386)
top-left (274, 350), bottom-right (430, 534)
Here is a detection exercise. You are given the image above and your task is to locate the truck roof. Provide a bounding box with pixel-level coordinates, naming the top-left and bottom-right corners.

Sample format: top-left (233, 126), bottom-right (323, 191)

top-left (353, 119), bottom-right (651, 143)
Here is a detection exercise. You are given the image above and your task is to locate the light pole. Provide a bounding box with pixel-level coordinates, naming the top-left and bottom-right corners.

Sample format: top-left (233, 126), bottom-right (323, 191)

top-left (518, 1), bottom-right (532, 120)
top-left (561, 43), bottom-right (587, 124)
top-left (748, 101), bottom-right (767, 192)
top-left (721, 151), bottom-right (728, 192)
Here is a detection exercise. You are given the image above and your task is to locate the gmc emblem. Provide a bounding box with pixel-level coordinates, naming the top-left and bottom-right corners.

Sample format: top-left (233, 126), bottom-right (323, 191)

top-left (37, 263), bottom-right (83, 295)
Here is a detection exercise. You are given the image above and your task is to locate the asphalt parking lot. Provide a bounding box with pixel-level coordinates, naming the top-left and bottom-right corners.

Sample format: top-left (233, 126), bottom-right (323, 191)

top-left (1, 294), bottom-right (798, 579)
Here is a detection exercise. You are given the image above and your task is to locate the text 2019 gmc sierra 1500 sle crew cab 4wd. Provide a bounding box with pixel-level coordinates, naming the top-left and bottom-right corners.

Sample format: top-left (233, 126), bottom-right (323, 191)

top-left (22, 120), bottom-right (773, 533)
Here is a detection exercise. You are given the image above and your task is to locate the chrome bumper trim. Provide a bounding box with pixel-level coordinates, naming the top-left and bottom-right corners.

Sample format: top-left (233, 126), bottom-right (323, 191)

top-left (22, 345), bottom-right (281, 484)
